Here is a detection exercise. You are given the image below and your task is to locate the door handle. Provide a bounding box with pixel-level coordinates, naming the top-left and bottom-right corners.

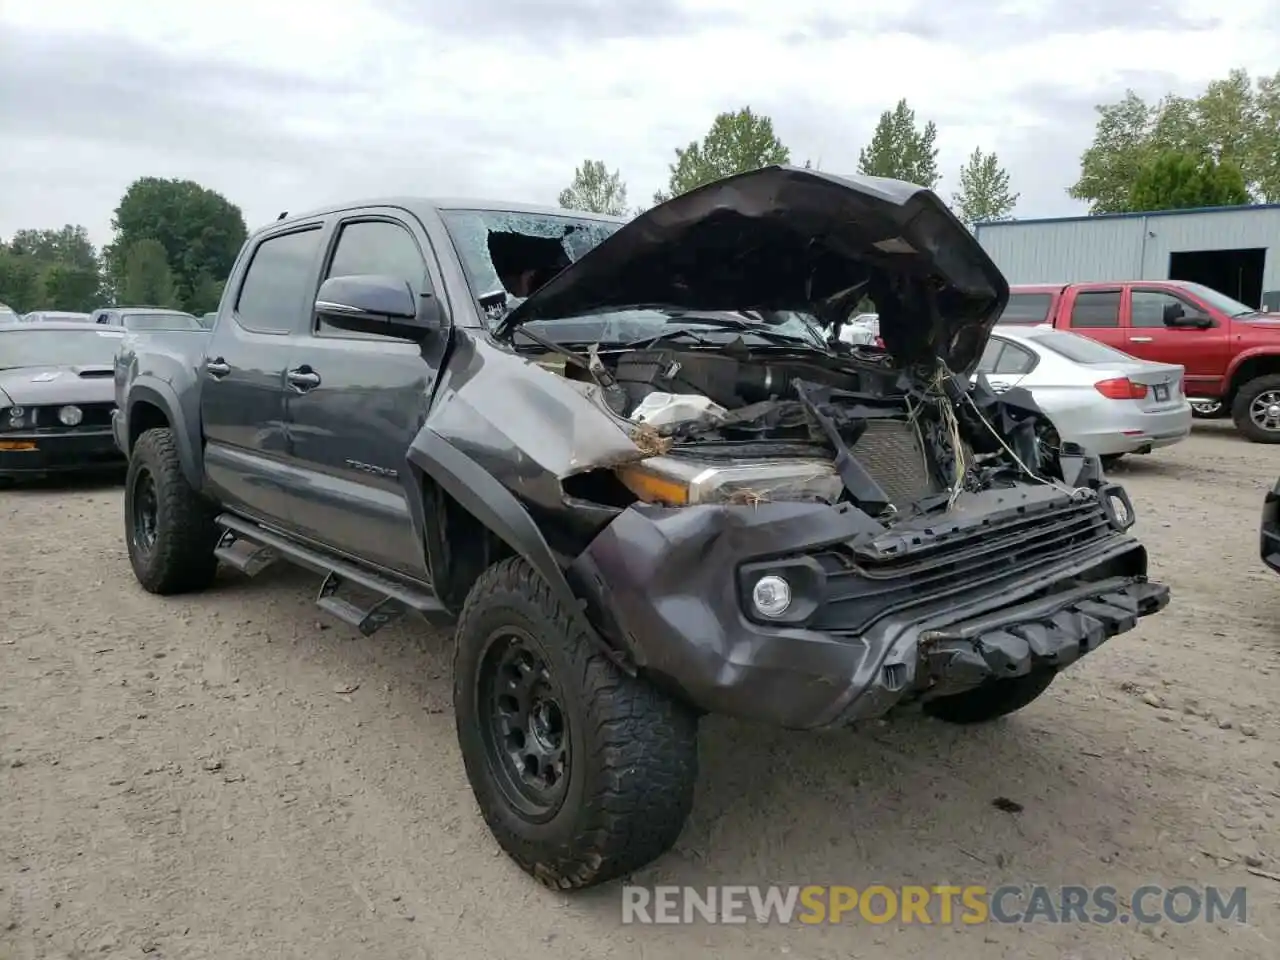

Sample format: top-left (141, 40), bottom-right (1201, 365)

top-left (287, 368), bottom-right (321, 391)
top-left (205, 358), bottom-right (231, 378)
top-left (1129, 336), bottom-right (1153, 343)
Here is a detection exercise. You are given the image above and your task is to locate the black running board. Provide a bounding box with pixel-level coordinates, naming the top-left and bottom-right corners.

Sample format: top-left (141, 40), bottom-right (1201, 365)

top-left (214, 514), bottom-right (453, 635)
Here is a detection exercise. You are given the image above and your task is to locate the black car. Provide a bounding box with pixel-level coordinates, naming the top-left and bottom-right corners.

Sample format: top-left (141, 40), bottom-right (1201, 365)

top-left (1262, 478), bottom-right (1280, 573)
top-left (112, 166), bottom-right (1170, 890)
top-left (0, 322), bottom-right (127, 480)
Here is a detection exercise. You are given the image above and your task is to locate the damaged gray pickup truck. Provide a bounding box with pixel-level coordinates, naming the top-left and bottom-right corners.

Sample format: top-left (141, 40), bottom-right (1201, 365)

top-left (112, 165), bottom-right (1170, 890)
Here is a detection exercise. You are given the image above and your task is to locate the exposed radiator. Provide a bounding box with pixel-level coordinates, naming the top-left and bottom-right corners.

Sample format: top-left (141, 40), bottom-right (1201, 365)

top-left (852, 419), bottom-right (942, 509)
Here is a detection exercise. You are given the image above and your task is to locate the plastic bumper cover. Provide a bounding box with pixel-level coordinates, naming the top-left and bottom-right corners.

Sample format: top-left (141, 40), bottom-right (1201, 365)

top-left (571, 494), bottom-right (1168, 730)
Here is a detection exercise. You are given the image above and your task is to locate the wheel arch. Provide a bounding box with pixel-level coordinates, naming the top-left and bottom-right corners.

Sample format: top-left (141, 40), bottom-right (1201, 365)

top-left (404, 428), bottom-right (583, 623)
top-left (126, 381), bottom-right (202, 488)
top-left (1223, 350), bottom-right (1280, 407)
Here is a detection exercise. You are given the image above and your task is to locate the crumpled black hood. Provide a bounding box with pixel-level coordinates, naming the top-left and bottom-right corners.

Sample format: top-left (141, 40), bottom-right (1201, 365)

top-left (496, 165), bottom-right (1010, 373)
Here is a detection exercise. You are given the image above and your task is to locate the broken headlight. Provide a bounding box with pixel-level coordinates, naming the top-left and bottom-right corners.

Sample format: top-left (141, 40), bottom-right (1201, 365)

top-left (615, 455), bottom-right (843, 506)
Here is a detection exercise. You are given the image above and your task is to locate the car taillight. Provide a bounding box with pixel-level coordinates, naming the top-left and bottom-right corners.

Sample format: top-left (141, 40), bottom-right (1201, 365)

top-left (1094, 377), bottom-right (1149, 400)
top-left (874, 336), bottom-right (885, 348)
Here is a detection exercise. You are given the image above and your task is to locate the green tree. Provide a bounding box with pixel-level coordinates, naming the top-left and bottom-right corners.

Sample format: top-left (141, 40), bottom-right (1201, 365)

top-left (856, 99), bottom-right (940, 188)
top-left (654, 106), bottom-right (791, 203)
top-left (951, 148), bottom-right (1019, 226)
top-left (105, 177), bottom-right (247, 308)
top-left (0, 249), bottom-right (44, 313)
top-left (8, 225), bottom-right (98, 272)
top-left (186, 272), bottom-right (226, 315)
top-left (1128, 151), bottom-right (1249, 212)
top-left (120, 239), bottom-right (180, 307)
top-left (1070, 69), bottom-right (1280, 211)
top-left (41, 264), bottom-right (103, 312)
top-left (558, 159), bottom-right (629, 215)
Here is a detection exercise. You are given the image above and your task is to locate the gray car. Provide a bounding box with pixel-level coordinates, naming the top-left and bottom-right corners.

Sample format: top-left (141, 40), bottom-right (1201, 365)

top-left (89, 307), bottom-right (205, 331)
top-left (976, 326), bottom-right (1192, 465)
top-left (21, 310), bottom-right (93, 324)
top-left (0, 322), bottom-right (127, 480)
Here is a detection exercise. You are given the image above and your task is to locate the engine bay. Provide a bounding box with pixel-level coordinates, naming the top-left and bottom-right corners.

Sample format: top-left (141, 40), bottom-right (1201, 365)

top-left (539, 339), bottom-right (1061, 522)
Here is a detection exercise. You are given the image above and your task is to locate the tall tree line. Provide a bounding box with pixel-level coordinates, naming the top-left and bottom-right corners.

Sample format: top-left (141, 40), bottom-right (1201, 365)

top-left (0, 178), bottom-right (247, 316)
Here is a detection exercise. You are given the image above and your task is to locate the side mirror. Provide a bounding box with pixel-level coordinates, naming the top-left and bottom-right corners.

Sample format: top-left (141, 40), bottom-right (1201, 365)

top-left (1161, 301), bottom-right (1185, 324)
top-left (314, 274), bottom-right (442, 338)
top-left (1165, 312), bottom-right (1213, 330)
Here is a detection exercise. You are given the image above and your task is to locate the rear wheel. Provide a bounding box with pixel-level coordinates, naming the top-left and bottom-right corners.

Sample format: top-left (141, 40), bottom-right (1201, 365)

top-left (922, 670), bottom-right (1057, 725)
top-left (1232, 375), bottom-right (1280, 443)
top-left (125, 427), bottom-right (219, 594)
top-left (453, 557), bottom-right (699, 890)
top-left (1190, 400), bottom-right (1223, 419)
top-left (1100, 453), bottom-right (1124, 470)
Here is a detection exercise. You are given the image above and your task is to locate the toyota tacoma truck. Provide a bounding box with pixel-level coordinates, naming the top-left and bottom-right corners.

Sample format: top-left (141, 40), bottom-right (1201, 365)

top-left (998, 280), bottom-right (1280, 442)
top-left (112, 166), bottom-right (1170, 890)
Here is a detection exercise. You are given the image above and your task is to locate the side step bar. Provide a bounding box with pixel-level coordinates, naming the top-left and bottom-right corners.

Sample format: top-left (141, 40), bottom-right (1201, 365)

top-left (214, 514), bottom-right (453, 636)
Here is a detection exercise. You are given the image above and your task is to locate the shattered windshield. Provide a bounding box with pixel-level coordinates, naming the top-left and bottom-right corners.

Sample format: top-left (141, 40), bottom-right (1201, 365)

top-left (439, 208), bottom-right (622, 316)
top-left (438, 208), bottom-right (827, 349)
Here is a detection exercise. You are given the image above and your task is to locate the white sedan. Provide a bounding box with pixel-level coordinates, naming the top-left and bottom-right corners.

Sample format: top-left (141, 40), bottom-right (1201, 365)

top-left (974, 325), bottom-right (1192, 464)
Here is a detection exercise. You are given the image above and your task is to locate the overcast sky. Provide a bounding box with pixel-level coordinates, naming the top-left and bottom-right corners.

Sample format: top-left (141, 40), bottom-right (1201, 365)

top-left (2, 0), bottom-right (1275, 247)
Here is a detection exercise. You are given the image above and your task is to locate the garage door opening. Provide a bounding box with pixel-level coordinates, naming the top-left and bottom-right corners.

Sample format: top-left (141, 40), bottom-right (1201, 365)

top-left (1168, 247), bottom-right (1266, 307)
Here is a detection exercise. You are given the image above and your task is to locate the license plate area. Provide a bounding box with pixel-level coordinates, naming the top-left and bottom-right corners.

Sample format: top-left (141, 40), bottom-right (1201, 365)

top-left (1153, 383), bottom-right (1169, 402)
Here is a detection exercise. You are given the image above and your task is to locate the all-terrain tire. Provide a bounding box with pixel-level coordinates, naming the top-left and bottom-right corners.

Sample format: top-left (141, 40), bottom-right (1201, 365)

top-left (922, 670), bottom-right (1057, 725)
top-left (1231, 374), bottom-right (1280, 444)
top-left (453, 556), bottom-right (699, 890)
top-left (124, 427), bottom-right (219, 594)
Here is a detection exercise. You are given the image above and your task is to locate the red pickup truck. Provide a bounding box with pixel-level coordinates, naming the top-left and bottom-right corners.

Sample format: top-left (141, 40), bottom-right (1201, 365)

top-left (998, 280), bottom-right (1280, 443)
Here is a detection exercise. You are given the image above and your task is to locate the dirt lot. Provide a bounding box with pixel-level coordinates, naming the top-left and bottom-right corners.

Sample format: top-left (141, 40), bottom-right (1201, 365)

top-left (1, 422), bottom-right (1278, 960)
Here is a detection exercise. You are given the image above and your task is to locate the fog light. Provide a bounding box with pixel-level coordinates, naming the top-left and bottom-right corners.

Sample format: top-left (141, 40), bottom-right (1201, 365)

top-left (751, 575), bottom-right (792, 618)
top-left (58, 404), bottom-right (82, 426)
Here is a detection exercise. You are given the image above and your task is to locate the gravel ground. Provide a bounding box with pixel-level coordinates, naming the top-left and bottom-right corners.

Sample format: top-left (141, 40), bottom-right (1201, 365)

top-left (1, 421), bottom-right (1278, 960)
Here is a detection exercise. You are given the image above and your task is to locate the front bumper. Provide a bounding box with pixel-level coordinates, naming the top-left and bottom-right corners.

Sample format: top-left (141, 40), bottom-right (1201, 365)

top-left (571, 485), bottom-right (1169, 730)
top-left (0, 428), bottom-right (124, 476)
top-left (1260, 479), bottom-right (1280, 574)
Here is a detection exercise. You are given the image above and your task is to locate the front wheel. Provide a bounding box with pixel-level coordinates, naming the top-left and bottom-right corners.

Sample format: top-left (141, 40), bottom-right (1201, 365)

top-left (453, 557), bottom-right (699, 890)
top-left (1232, 375), bottom-right (1280, 443)
top-left (922, 670), bottom-right (1057, 724)
top-left (124, 427), bottom-right (219, 594)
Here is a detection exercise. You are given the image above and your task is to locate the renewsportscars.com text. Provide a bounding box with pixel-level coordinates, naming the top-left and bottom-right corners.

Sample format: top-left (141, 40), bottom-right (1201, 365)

top-left (621, 884), bottom-right (1248, 926)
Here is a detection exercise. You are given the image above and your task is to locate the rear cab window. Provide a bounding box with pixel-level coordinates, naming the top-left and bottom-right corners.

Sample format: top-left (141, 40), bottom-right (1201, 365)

top-left (1067, 290), bottom-right (1122, 329)
top-left (234, 227), bottom-right (325, 334)
top-left (997, 292), bottom-right (1054, 325)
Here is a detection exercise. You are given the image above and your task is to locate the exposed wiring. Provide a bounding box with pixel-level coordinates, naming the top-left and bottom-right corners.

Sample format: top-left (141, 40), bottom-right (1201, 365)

top-left (945, 370), bottom-right (1090, 499)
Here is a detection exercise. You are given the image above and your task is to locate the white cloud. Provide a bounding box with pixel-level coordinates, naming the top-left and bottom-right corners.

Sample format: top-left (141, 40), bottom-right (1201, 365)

top-left (1, 0), bottom-right (1275, 246)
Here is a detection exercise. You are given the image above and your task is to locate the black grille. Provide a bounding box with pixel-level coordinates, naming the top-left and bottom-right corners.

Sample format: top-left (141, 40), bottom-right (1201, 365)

top-left (28, 402), bottom-right (115, 429)
top-left (852, 419), bottom-right (941, 508)
top-left (809, 497), bottom-right (1118, 632)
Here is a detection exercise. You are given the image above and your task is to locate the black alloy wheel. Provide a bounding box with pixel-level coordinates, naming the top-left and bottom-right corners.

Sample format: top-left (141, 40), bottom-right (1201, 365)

top-left (130, 464), bottom-right (160, 557)
top-left (477, 627), bottom-right (572, 820)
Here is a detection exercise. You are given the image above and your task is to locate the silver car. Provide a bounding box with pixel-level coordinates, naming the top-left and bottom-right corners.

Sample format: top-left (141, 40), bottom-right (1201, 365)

top-left (975, 325), bottom-right (1192, 463)
top-left (21, 311), bottom-right (93, 324)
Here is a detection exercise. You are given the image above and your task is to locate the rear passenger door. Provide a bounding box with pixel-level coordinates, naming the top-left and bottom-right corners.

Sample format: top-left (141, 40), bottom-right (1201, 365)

top-left (201, 223), bottom-right (325, 526)
top-left (283, 213), bottom-right (447, 578)
top-left (1061, 287), bottom-right (1128, 353)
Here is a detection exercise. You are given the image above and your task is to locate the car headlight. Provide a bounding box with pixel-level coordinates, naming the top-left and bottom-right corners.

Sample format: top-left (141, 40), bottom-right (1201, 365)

top-left (3, 406), bottom-right (26, 430)
top-left (614, 455), bottom-right (843, 506)
top-left (58, 404), bottom-right (83, 426)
